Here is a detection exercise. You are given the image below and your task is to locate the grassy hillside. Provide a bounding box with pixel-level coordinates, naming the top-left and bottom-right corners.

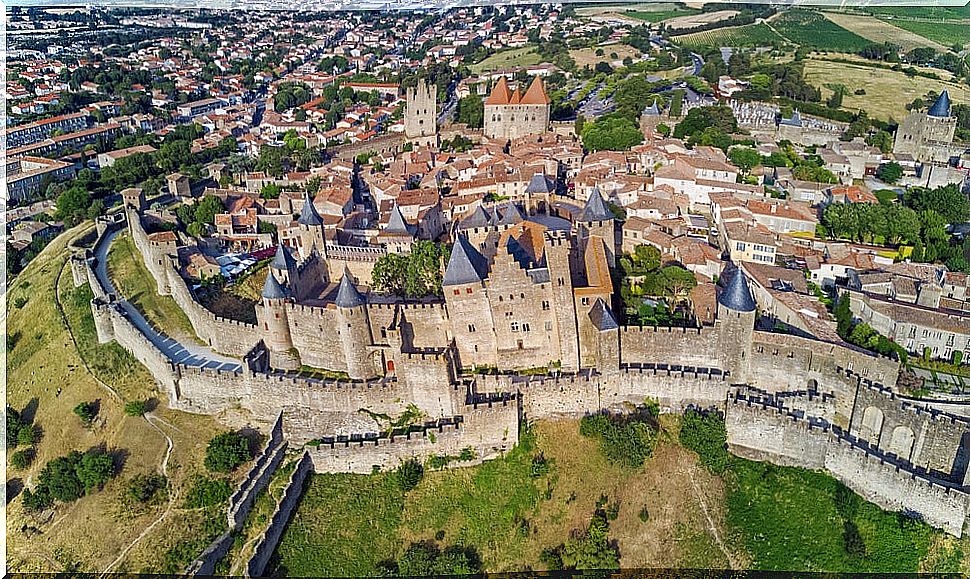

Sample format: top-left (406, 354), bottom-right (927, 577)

top-left (6, 225), bottom-right (228, 573)
top-left (272, 415), bottom-right (967, 575)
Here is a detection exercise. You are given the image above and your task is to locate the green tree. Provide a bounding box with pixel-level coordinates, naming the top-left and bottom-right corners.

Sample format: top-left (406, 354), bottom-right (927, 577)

top-left (204, 432), bottom-right (251, 473)
top-left (728, 146), bottom-right (761, 176)
top-left (124, 400), bottom-right (148, 416)
top-left (877, 162), bottom-right (903, 184)
top-left (194, 195), bottom-right (225, 225)
top-left (11, 448), bottom-right (34, 470)
top-left (73, 401), bottom-right (97, 426)
top-left (581, 113), bottom-right (643, 152)
top-left (679, 409), bottom-right (730, 474)
top-left (128, 473), bottom-right (167, 503)
top-left (456, 93), bottom-right (484, 128)
top-left (395, 458), bottom-right (424, 492)
top-left (76, 451), bottom-right (115, 492)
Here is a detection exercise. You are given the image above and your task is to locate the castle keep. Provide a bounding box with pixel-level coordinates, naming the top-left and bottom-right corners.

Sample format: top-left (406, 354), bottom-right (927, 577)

top-left (483, 76), bottom-right (551, 141)
top-left (893, 91), bottom-right (960, 163)
top-left (75, 197), bottom-right (970, 537)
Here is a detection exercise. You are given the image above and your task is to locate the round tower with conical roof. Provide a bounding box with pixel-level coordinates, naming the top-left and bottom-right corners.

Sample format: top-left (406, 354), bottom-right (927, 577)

top-left (579, 187), bottom-right (617, 268)
top-left (717, 266), bottom-right (756, 384)
top-left (257, 270), bottom-right (294, 354)
top-left (333, 270), bottom-right (374, 380)
top-left (296, 190), bottom-right (328, 262)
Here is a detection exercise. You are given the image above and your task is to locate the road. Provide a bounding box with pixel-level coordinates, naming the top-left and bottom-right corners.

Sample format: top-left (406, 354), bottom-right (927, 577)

top-left (690, 52), bottom-right (704, 76)
top-left (93, 227), bottom-right (242, 372)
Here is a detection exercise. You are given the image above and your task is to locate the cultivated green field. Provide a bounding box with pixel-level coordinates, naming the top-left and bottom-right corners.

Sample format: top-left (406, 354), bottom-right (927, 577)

top-left (673, 23), bottom-right (782, 48)
top-left (770, 9), bottom-right (871, 53)
top-left (623, 8), bottom-right (700, 23)
top-left (881, 20), bottom-right (970, 49)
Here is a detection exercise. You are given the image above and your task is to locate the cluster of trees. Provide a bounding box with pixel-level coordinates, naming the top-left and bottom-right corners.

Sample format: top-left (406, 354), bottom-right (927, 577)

top-left (456, 93), bottom-right (484, 128)
top-left (540, 505), bottom-right (620, 571)
top-left (273, 82), bottom-right (313, 112)
top-left (731, 62), bottom-right (821, 104)
top-left (611, 75), bottom-right (672, 121)
top-left (255, 131), bottom-right (322, 177)
top-left (580, 113), bottom-right (644, 152)
top-left (672, 105), bottom-right (739, 152)
top-left (371, 241), bottom-right (450, 298)
top-left (7, 404), bottom-right (40, 471)
top-left (378, 541), bottom-right (482, 576)
top-left (203, 431), bottom-right (252, 473)
top-left (822, 184), bottom-right (970, 272)
top-left (175, 195), bottom-right (225, 238)
top-left (579, 403), bottom-right (660, 468)
top-left (22, 448), bottom-right (118, 511)
top-left (619, 246), bottom-right (698, 324)
top-left (833, 294), bottom-right (908, 363)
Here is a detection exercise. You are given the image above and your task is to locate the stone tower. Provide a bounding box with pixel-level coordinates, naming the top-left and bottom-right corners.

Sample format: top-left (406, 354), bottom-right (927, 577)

top-left (483, 76), bottom-right (551, 141)
top-left (578, 187), bottom-right (617, 268)
top-left (258, 271), bottom-right (293, 354)
top-left (543, 230), bottom-right (581, 372)
top-left (296, 190), bottom-right (328, 262)
top-left (893, 91), bottom-right (958, 163)
top-left (405, 80), bottom-right (438, 147)
top-left (443, 234), bottom-right (497, 368)
top-left (333, 271), bottom-right (375, 380)
top-left (270, 244), bottom-right (300, 290)
top-left (717, 267), bottom-right (756, 384)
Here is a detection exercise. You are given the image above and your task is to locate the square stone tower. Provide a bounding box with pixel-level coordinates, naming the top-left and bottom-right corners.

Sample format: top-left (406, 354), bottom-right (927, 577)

top-left (405, 80), bottom-right (438, 147)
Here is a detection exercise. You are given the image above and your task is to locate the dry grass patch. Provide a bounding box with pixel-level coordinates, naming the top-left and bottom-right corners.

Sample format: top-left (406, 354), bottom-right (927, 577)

top-left (822, 12), bottom-right (947, 52)
top-left (6, 226), bottom-right (226, 574)
top-left (664, 9), bottom-right (739, 30)
top-left (802, 58), bottom-right (970, 121)
top-left (570, 45), bottom-right (642, 68)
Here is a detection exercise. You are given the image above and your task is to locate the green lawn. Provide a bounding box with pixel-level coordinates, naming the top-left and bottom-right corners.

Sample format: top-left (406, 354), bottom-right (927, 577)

top-left (106, 232), bottom-right (197, 339)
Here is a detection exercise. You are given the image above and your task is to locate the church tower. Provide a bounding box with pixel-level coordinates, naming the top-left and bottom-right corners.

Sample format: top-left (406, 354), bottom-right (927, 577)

top-left (405, 80), bottom-right (438, 147)
top-left (717, 267), bottom-right (756, 384)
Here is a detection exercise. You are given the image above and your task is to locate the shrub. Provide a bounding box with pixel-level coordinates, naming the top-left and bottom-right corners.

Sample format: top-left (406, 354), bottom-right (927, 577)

top-left (13, 296), bottom-right (28, 309)
top-left (128, 473), bottom-right (168, 503)
top-left (22, 486), bottom-right (53, 512)
top-left (395, 458), bottom-right (424, 492)
top-left (204, 432), bottom-right (251, 473)
top-left (579, 406), bottom-right (659, 468)
top-left (184, 476), bottom-right (232, 508)
top-left (74, 401), bottom-right (98, 426)
top-left (11, 448), bottom-right (34, 470)
top-left (382, 541), bottom-right (482, 576)
top-left (124, 400), bottom-right (148, 417)
top-left (16, 424), bottom-right (38, 446)
top-left (7, 406), bottom-right (23, 448)
top-left (638, 505), bottom-right (650, 523)
top-left (679, 409), bottom-right (730, 474)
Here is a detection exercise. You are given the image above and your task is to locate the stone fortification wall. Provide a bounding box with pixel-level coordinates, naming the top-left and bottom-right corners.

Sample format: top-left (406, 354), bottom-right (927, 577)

top-left (187, 414), bottom-right (288, 576)
top-left (619, 325), bottom-right (720, 369)
top-left (307, 399), bottom-right (519, 474)
top-left (246, 451), bottom-right (314, 578)
top-left (850, 379), bottom-right (969, 476)
top-left (726, 392), bottom-right (969, 537)
top-left (127, 209), bottom-right (259, 356)
top-left (285, 302), bottom-right (350, 371)
top-left (366, 301), bottom-right (452, 350)
top-left (748, 331), bottom-right (899, 392)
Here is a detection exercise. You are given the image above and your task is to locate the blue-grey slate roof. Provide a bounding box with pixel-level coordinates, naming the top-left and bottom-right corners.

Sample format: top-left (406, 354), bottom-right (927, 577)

top-left (262, 271), bottom-right (287, 300)
top-left (460, 205), bottom-right (496, 229)
top-left (928, 90), bottom-right (951, 118)
top-left (270, 244), bottom-right (297, 271)
top-left (443, 235), bottom-right (489, 286)
top-left (497, 202), bottom-right (525, 225)
top-left (297, 191), bottom-right (324, 227)
top-left (524, 173), bottom-right (554, 195)
top-left (580, 188), bottom-right (614, 222)
top-left (719, 267), bottom-right (756, 312)
top-left (384, 204), bottom-right (416, 236)
top-left (588, 298), bottom-right (619, 331)
top-left (334, 271), bottom-right (366, 308)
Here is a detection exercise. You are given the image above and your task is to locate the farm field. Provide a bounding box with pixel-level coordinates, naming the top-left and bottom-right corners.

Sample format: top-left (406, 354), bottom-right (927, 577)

top-left (881, 19), bottom-right (970, 49)
top-left (861, 6), bottom-right (970, 20)
top-left (821, 12), bottom-right (946, 52)
top-left (623, 8), bottom-right (700, 23)
top-left (5, 225), bottom-right (228, 574)
top-left (663, 9), bottom-right (739, 30)
top-left (803, 57), bottom-right (970, 121)
top-left (469, 46), bottom-right (542, 74)
top-left (769, 9), bottom-right (870, 53)
top-left (672, 23), bottom-right (782, 48)
top-left (570, 44), bottom-right (642, 68)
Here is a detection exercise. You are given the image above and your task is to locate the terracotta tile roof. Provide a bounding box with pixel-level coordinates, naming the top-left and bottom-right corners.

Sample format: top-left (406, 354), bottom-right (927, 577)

top-left (485, 76), bottom-right (512, 105)
top-left (519, 77), bottom-right (550, 105)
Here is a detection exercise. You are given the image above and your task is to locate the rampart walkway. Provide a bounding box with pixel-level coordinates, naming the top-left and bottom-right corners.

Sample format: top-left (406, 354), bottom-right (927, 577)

top-left (93, 226), bottom-right (241, 372)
